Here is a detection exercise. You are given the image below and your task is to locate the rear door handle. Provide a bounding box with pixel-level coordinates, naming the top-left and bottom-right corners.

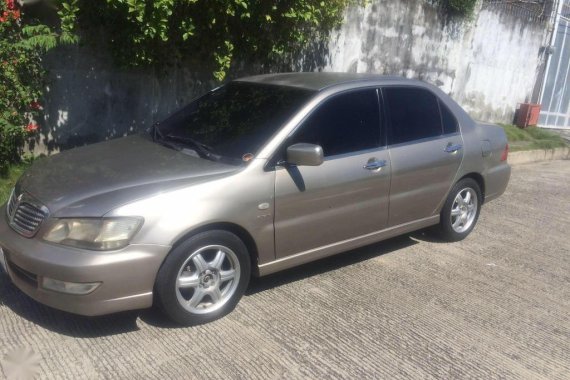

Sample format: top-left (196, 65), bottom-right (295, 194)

top-left (363, 160), bottom-right (387, 170)
top-left (445, 143), bottom-right (463, 153)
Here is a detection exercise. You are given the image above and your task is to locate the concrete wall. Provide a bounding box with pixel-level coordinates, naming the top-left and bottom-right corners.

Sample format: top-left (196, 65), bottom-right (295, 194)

top-left (325, 0), bottom-right (548, 122)
top-left (32, 0), bottom-right (549, 154)
top-left (34, 45), bottom-right (216, 154)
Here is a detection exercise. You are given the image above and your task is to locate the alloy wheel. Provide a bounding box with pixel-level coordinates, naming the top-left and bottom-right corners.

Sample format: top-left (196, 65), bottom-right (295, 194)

top-left (450, 187), bottom-right (478, 233)
top-left (175, 245), bottom-right (241, 315)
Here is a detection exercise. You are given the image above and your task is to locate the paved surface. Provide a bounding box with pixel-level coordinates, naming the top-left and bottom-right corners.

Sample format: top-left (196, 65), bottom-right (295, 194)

top-left (1, 160), bottom-right (569, 379)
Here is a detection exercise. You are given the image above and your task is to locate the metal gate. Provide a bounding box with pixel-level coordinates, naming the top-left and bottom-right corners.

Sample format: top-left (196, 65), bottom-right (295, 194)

top-left (539, 0), bottom-right (570, 129)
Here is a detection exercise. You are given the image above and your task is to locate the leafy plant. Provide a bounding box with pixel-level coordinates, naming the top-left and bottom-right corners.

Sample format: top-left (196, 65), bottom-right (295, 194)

top-left (0, 0), bottom-right (72, 174)
top-left (440, 0), bottom-right (478, 18)
top-left (57, 0), bottom-right (80, 44)
top-left (62, 0), bottom-right (360, 81)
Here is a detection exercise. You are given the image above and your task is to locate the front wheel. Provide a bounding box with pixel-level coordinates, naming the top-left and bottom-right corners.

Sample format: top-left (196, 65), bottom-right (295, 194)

top-left (436, 178), bottom-right (482, 242)
top-left (154, 230), bottom-right (251, 326)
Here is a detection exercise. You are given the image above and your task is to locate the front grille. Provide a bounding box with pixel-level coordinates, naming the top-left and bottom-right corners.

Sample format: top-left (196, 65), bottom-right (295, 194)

top-left (6, 189), bottom-right (48, 238)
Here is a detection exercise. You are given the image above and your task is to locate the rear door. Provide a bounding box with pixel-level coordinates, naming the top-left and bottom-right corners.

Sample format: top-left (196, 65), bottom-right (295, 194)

top-left (273, 88), bottom-right (391, 258)
top-left (383, 87), bottom-right (463, 226)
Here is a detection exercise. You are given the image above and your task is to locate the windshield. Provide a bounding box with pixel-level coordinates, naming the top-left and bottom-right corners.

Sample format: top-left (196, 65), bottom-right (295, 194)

top-left (153, 82), bottom-right (315, 164)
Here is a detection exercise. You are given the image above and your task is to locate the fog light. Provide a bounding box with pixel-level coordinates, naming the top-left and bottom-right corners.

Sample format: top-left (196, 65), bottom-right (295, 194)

top-left (41, 277), bottom-right (101, 295)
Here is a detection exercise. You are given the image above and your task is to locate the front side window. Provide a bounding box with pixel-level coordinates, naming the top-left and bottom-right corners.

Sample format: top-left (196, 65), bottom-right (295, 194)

top-left (288, 89), bottom-right (381, 157)
top-left (384, 87), bottom-right (442, 145)
top-left (155, 82), bottom-right (315, 164)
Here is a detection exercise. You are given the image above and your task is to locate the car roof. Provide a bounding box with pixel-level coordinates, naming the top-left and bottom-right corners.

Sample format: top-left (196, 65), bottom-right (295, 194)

top-left (235, 72), bottom-right (423, 91)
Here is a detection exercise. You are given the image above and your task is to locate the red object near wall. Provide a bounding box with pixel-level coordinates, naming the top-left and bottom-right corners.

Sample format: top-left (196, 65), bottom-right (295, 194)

top-left (516, 103), bottom-right (541, 128)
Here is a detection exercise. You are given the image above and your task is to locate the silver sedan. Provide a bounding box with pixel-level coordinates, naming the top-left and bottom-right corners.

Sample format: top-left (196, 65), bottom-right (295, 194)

top-left (0, 73), bottom-right (510, 325)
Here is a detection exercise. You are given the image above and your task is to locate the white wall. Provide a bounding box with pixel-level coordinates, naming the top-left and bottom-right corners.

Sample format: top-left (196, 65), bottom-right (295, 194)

top-left (324, 0), bottom-right (548, 122)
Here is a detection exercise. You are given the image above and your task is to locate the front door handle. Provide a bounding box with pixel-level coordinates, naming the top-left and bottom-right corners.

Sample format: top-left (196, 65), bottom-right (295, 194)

top-left (445, 143), bottom-right (463, 153)
top-left (363, 159), bottom-right (387, 170)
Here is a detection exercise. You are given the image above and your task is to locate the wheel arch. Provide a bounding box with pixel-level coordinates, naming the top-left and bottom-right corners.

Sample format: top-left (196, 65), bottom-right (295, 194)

top-left (458, 172), bottom-right (485, 203)
top-left (169, 222), bottom-right (260, 276)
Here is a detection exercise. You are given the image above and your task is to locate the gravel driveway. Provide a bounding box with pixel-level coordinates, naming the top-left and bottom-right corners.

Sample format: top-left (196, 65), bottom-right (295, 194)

top-left (1, 160), bottom-right (569, 379)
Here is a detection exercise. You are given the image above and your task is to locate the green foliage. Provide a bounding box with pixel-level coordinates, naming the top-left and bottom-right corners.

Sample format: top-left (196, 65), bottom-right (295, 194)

top-left (19, 25), bottom-right (58, 51)
top-left (0, 160), bottom-right (31, 203)
top-left (57, 0), bottom-right (80, 44)
top-left (0, 121), bottom-right (24, 175)
top-left (1, 5), bottom-right (39, 174)
top-left (500, 124), bottom-right (568, 151)
top-left (501, 123), bottom-right (528, 142)
top-left (440, 0), bottom-right (478, 18)
top-left (444, 0), bottom-right (477, 17)
top-left (0, 1), bottom-right (68, 174)
top-left (63, 0), bottom-right (359, 81)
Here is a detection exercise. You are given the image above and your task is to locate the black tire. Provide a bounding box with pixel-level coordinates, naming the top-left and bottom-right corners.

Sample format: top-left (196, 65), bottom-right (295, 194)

top-left (154, 230), bottom-right (251, 326)
top-left (436, 178), bottom-right (482, 242)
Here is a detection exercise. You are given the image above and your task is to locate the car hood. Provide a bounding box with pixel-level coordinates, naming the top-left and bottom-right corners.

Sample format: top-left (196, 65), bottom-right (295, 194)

top-left (17, 135), bottom-right (239, 217)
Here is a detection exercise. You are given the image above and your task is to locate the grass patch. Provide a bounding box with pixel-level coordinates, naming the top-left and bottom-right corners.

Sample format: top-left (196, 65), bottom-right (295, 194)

top-left (499, 124), bottom-right (568, 152)
top-left (0, 162), bottom-right (31, 205)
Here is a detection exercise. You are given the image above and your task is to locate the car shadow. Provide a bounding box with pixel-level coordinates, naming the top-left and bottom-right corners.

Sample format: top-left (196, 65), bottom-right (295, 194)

top-left (246, 235), bottom-right (417, 296)
top-left (0, 235), bottom-right (418, 337)
top-left (409, 228), bottom-right (448, 244)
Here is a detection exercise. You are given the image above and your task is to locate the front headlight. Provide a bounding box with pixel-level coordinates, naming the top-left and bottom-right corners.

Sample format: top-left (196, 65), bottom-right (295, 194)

top-left (43, 217), bottom-right (143, 251)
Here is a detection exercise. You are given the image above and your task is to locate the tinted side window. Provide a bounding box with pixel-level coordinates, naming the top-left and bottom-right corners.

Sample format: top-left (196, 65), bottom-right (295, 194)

top-left (290, 89), bottom-right (381, 157)
top-left (439, 99), bottom-right (458, 134)
top-left (384, 87), bottom-right (442, 145)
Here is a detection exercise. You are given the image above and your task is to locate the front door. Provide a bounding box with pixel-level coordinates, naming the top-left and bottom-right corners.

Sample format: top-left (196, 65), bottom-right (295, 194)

top-left (273, 88), bottom-right (391, 258)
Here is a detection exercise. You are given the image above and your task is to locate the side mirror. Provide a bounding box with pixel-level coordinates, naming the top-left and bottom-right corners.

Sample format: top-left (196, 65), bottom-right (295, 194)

top-left (286, 143), bottom-right (324, 166)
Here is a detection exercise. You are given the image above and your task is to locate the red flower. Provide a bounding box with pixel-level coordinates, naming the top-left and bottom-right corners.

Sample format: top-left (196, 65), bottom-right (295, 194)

top-left (0, 8), bottom-right (19, 22)
top-left (0, 0), bottom-right (20, 22)
top-left (26, 123), bottom-right (39, 133)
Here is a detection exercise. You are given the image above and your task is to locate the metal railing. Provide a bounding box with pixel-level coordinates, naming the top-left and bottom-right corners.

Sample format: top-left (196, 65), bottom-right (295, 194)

top-left (482, 0), bottom-right (553, 22)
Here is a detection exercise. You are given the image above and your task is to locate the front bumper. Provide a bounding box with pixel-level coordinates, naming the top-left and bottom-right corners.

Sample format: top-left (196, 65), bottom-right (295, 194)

top-left (0, 205), bottom-right (171, 316)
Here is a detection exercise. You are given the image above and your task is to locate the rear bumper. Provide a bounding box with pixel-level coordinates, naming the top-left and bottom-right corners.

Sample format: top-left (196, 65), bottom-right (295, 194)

top-left (0, 205), bottom-right (170, 316)
top-left (483, 162), bottom-right (511, 203)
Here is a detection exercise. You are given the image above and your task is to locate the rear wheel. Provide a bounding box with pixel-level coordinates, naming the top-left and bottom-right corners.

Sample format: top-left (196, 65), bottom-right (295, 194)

top-left (155, 230), bottom-right (251, 326)
top-left (437, 178), bottom-right (482, 242)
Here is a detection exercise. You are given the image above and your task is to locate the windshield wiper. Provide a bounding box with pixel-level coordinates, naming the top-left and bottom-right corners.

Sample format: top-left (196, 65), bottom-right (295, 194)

top-left (152, 129), bottom-right (240, 165)
top-left (164, 134), bottom-right (220, 161)
top-left (149, 125), bottom-right (193, 154)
